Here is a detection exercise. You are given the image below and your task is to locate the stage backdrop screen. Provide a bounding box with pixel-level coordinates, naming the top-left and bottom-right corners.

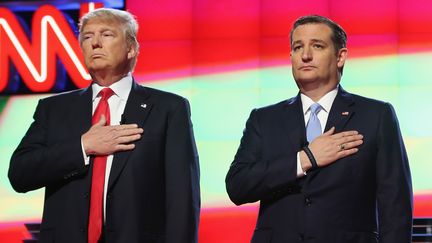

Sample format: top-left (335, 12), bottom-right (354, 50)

top-left (1, 0), bottom-right (431, 242)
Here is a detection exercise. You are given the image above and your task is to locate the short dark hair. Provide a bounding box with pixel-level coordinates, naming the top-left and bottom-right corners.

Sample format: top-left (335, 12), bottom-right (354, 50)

top-left (290, 15), bottom-right (347, 52)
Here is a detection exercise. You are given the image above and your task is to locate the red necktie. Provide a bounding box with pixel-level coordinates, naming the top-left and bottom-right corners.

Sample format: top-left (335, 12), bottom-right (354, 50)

top-left (88, 88), bottom-right (114, 243)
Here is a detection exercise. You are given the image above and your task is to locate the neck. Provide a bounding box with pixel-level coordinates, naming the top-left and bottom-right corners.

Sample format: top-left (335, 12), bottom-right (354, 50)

top-left (299, 80), bottom-right (339, 102)
top-left (91, 71), bottom-right (128, 87)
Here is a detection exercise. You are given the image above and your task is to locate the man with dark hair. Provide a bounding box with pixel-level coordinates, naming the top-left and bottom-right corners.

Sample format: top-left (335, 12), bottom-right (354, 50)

top-left (226, 15), bottom-right (412, 243)
top-left (9, 8), bottom-right (200, 243)
top-left (290, 15), bottom-right (347, 51)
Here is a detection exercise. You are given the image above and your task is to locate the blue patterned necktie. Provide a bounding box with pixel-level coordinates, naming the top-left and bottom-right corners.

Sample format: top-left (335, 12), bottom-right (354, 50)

top-left (306, 103), bottom-right (323, 142)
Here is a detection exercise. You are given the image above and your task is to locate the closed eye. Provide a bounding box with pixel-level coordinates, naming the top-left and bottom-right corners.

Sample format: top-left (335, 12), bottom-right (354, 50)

top-left (313, 44), bottom-right (324, 49)
top-left (82, 34), bottom-right (93, 40)
top-left (293, 45), bottom-right (303, 51)
top-left (102, 31), bottom-right (115, 37)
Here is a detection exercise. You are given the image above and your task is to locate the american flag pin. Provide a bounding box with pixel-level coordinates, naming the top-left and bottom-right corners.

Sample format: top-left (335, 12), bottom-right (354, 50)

top-left (141, 103), bottom-right (147, 108)
top-left (341, 111), bottom-right (349, 116)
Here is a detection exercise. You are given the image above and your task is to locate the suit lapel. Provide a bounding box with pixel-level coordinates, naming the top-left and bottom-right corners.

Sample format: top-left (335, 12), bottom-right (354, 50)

top-left (281, 94), bottom-right (308, 149)
top-left (324, 86), bottom-right (355, 133)
top-left (108, 81), bottom-right (153, 190)
top-left (74, 87), bottom-right (93, 135)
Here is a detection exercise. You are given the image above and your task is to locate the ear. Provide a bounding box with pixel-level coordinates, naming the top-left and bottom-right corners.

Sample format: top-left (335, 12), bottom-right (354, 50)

top-left (127, 44), bottom-right (137, 60)
top-left (337, 48), bottom-right (348, 68)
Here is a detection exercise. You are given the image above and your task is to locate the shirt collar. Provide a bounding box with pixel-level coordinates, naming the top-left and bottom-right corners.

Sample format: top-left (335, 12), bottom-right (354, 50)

top-left (301, 85), bottom-right (339, 114)
top-left (92, 73), bottom-right (133, 101)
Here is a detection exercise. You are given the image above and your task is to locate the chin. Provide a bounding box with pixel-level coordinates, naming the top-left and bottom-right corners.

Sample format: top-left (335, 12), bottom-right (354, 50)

top-left (294, 75), bottom-right (319, 84)
top-left (89, 64), bottom-right (108, 71)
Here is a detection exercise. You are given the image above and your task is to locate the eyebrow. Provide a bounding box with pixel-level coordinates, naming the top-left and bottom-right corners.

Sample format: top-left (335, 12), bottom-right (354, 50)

top-left (310, 39), bottom-right (326, 44)
top-left (82, 28), bottom-right (116, 35)
top-left (293, 38), bottom-right (326, 44)
top-left (292, 40), bottom-right (302, 46)
top-left (81, 30), bottom-right (94, 36)
top-left (100, 28), bottom-right (116, 33)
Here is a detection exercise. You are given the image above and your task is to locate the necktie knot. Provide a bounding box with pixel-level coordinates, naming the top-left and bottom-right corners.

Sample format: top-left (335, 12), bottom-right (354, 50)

top-left (310, 103), bottom-right (322, 115)
top-left (98, 88), bottom-right (114, 102)
top-left (92, 88), bottom-right (114, 125)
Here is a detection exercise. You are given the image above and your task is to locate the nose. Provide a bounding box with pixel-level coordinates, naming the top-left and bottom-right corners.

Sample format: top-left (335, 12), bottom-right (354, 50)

top-left (301, 46), bottom-right (312, 62)
top-left (91, 34), bottom-right (102, 49)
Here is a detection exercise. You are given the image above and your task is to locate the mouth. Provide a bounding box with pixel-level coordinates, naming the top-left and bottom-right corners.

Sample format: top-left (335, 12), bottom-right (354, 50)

top-left (299, 65), bottom-right (316, 70)
top-left (91, 53), bottom-right (105, 59)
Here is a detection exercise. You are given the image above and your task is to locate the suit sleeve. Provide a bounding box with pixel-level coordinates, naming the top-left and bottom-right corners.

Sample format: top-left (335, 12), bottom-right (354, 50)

top-left (8, 99), bottom-right (88, 193)
top-left (225, 109), bottom-right (299, 206)
top-left (164, 98), bottom-right (200, 243)
top-left (376, 103), bottom-right (413, 243)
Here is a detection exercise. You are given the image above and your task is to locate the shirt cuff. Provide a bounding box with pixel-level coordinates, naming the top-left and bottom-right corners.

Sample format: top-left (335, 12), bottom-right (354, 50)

top-left (81, 138), bottom-right (90, 166)
top-left (296, 152), bottom-right (307, 178)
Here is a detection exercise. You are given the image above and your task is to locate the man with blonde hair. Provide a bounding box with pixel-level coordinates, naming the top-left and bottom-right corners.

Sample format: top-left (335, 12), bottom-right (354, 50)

top-left (9, 8), bottom-right (200, 243)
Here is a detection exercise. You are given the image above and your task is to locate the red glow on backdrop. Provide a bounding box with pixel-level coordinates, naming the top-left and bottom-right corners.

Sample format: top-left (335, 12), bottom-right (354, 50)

top-left (2, 0), bottom-right (432, 91)
top-left (0, 222), bottom-right (31, 243)
top-left (414, 194), bottom-right (432, 217)
top-left (128, 0), bottom-right (432, 81)
top-left (198, 206), bottom-right (258, 243)
top-left (1, 195), bottom-right (431, 243)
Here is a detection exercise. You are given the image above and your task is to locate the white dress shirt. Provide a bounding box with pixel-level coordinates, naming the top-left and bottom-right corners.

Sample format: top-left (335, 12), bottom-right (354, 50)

top-left (296, 86), bottom-right (338, 177)
top-left (82, 73), bottom-right (133, 220)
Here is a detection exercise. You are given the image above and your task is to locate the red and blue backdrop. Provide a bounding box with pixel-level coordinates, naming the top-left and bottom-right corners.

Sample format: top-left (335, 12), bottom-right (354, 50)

top-left (0, 0), bottom-right (431, 242)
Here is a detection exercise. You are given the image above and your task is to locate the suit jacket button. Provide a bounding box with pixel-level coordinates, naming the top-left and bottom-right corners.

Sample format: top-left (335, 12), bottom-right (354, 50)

top-left (299, 233), bottom-right (305, 241)
top-left (305, 197), bottom-right (311, 206)
top-left (84, 192), bottom-right (89, 199)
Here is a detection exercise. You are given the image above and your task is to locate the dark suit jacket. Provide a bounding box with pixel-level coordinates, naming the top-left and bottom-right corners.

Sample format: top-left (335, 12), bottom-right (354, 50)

top-left (9, 82), bottom-right (200, 243)
top-left (226, 87), bottom-right (412, 243)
